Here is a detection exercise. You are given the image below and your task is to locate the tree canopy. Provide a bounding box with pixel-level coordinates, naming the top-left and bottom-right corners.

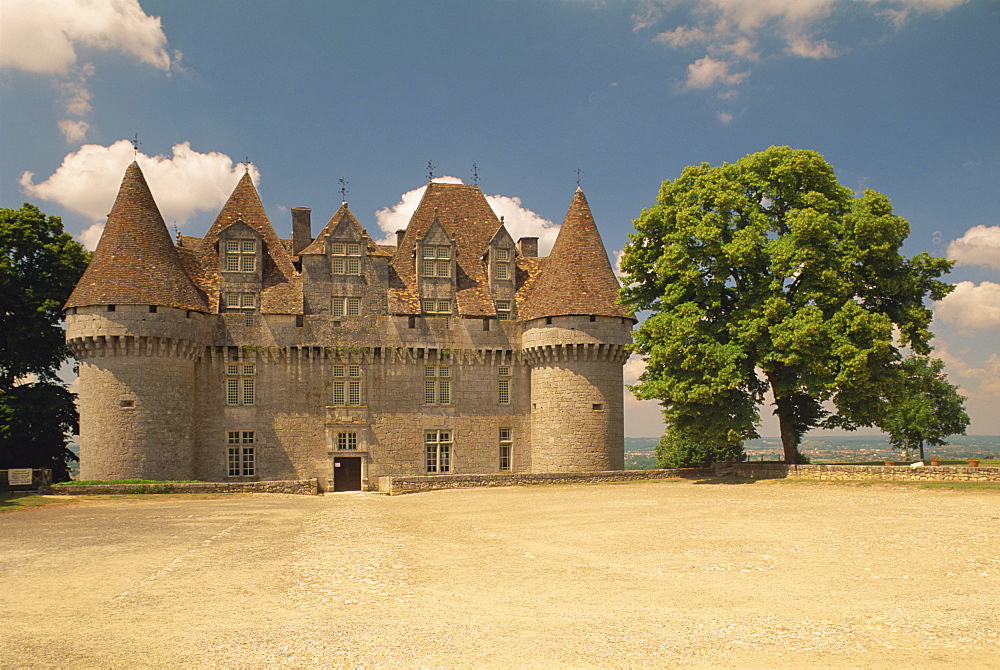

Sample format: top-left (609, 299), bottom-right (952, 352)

top-left (619, 147), bottom-right (954, 464)
top-left (878, 355), bottom-right (969, 461)
top-left (1, 203), bottom-right (90, 480)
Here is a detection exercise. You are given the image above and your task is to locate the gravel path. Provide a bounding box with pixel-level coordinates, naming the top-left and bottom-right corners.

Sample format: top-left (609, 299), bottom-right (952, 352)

top-left (1, 480), bottom-right (998, 667)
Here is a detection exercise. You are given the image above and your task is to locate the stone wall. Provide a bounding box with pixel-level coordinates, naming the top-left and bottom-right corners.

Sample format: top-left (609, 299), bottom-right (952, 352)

top-left (43, 479), bottom-right (319, 496)
top-left (376, 468), bottom-right (714, 494)
top-left (721, 462), bottom-right (1000, 483)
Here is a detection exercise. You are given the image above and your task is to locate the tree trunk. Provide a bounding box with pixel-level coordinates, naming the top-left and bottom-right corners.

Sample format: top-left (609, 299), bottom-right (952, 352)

top-left (904, 436), bottom-right (910, 462)
top-left (918, 441), bottom-right (925, 461)
top-left (778, 412), bottom-right (799, 464)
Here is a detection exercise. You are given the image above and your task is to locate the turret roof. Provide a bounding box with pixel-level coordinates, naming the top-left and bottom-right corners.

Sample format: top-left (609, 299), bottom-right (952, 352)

top-left (519, 188), bottom-right (632, 321)
top-left (65, 162), bottom-right (208, 311)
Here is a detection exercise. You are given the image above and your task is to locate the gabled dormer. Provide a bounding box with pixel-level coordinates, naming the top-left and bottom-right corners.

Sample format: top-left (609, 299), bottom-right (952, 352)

top-left (416, 216), bottom-right (455, 319)
top-left (484, 222), bottom-right (517, 321)
top-left (219, 220), bottom-right (263, 281)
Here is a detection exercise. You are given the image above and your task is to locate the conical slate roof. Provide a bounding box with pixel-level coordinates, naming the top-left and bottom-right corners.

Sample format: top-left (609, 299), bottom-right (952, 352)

top-left (65, 162), bottom-right (208, 311)
top-left (519, 188), bottom-right (632, 321)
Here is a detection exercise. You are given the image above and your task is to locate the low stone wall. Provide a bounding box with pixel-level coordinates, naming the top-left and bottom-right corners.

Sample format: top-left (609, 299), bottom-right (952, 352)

top-left (721, 463), bottom-right (1000, 483)
top-left (43, 479), bottom-right (320, 496)
top-left (377, 468), bottom-right (714, 495)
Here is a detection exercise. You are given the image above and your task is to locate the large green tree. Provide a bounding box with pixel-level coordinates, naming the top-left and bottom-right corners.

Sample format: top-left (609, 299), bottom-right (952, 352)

top-left (1, 204), bottom-right (90, 480)
top-left (879, 355), bottom-right (969, 461)
top-left (620, 147), bottom-right (954, 464)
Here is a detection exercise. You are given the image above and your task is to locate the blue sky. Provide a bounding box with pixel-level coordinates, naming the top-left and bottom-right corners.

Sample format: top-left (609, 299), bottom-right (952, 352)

top-left (2, 0), bottom-right (998, 437)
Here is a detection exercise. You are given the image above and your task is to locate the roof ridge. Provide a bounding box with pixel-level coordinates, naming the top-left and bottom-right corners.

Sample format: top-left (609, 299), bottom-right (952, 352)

top-left (300, 202), bottom-right (373, 255)
top-left (65, 162), bottom-right (208, 311)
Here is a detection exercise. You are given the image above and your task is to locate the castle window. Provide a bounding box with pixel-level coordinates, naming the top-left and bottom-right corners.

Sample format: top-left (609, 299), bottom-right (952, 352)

top-left (225, 239), bottom-right (256, 273)
top-left (592, 403), bottom-right (604, 412)
top-left (425, 430), bottom-right (452, 473)
top-left (499, 428), bottom-right (512, 472)
top-left (332, 364), bottom-right (362, 406)
top-left (495, 300), bottom-right (511, 321)
top-left (332, 297), bottom-right (362, 317)
top-left (494, 248), bottom-right (511, 280)
top-left (421, 245), bottom-right (451, 277)
top-left (424, 365), bottom-right (451, 405)
top-left (423, 299), bottom-right (452, 329)
top-left (331, 242), bottom-right (362, 275)
top-left (337, 431), bottom-right (358, 451)
top-left (498, 366), bottom-right (511, 405)
top-left (226, 364), bottom-right (255, 406)
top-left (227, 431), bottom-right (255, 477)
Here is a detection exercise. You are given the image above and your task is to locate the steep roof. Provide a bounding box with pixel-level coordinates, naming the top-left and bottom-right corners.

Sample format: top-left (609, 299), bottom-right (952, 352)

top-left (300, 203), bottom-right (374, 255)
top-left (65, 162), bottom-right (208, 311)
top-left (519, 188), bottom-right (632, 321)
top-left (390, 182), bottom-right (503, 315)
top-left (198, 172), bottom-right (302, 314)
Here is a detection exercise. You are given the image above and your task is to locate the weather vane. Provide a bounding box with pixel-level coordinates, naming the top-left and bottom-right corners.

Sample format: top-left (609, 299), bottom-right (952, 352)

top-left (339, 177), bottom-right (349, 203)
top-left (427, 160), bottom-right (435, 181)
top-left (130, 133), bottom-right (141, 158)
top-left (575, 167), bottom-right (583, 188)
top-left (472, 163), bottom-right (479, 185)
top-left (243, 156), bottom-right (253, 174)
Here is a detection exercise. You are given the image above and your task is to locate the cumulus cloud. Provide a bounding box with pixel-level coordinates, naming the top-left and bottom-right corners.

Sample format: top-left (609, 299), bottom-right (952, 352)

top-left (947, 225), bottom-right (1000, 270)
top-left (0, 0), bottom-right (178, 143)
top-left (634, 0), bottom-right (967, 99)
top-left (374, 177), bottom-right (561, 256)
top-left (933, 281), bottom-right (1000, 333)
top-left (20, 140), bottom-right (258, 249)
top-left (57, 119), bottom-right (90, 144)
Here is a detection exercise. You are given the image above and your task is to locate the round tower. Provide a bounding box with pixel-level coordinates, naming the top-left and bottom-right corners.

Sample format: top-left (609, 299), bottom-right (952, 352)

top-left (64, 162), bottom-right (209, 481)
top-left (519, 188), bottom-right (636, 472)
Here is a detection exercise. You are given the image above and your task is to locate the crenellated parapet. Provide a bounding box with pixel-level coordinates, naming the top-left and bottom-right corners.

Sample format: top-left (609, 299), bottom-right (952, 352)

top-left (523, 342), bottom-right (629, 366)
top-left (67, 335), bottom-right (204, 361)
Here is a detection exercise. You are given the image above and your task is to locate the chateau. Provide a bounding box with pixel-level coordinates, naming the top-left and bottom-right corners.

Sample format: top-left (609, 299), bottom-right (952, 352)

top-left (65, 162), bottom-right (634, 491)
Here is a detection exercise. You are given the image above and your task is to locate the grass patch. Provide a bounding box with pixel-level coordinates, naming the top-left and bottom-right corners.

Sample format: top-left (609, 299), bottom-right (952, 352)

top-left (0, 492), bottom-right (74, 513)
top-left (757, 478), bottom-right (1000, 491)
top-left (55, 479), bottom-right (203, 486)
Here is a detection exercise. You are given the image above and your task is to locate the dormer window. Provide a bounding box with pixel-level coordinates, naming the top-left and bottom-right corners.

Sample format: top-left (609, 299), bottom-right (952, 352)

top-left (493, 248), bottom-right (511, 280)
top-left (225, 239), bottom-right (256, 272)
top-left (331, 242), bottom-right (362, 275)
top-left (421, 245), bottom-right (451, 277)
top-left (495, 300), bottom-right (511, 321)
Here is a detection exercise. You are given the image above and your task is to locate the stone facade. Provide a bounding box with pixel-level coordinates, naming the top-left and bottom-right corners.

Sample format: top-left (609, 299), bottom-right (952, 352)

top-left (65, 164), bottom-right (634, 492)
top-left (721, 462), bottom-right (1000, 483)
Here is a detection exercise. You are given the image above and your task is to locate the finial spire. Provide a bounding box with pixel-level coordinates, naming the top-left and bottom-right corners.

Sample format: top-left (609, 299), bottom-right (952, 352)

top-left (427, 160), bottom-right (435, 181)
top-left (338, 176), bottom-right (349, 204)
top-left (575, 167), bottom-right (583, 189)
top-left (243, 157), bottom-right (253, 174)
top-left (130, 133), bottom-right (141, 158)
top-left (472, 163), bottom-right (479, 185)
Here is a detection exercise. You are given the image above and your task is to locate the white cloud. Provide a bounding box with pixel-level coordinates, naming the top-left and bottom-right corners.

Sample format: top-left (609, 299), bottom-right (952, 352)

top-left (947, 225), bottom-right (1000, 270)
top-left (58, 119), bottom-right (90, 144)
top-left (634, 0), bottom-right (967, 92)
top-left (374, 177), bottom-right (561, 256)
top-left (685, 56), bottom-right (749, 89)
top-left (717, 111), bottom-right (734, 124)
top-left (0, 0), bottom-right (178, 144)
top-left (20, 140), bottom-right (258, 249)
top-left (0, 0), bottom-right (174, 75)
top-left (933, 281), bottom-right (1000, 333)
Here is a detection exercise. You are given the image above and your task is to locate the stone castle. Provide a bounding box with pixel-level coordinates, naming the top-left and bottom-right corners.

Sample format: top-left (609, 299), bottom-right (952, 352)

top-left (65, 162), bottom-right (634, 491)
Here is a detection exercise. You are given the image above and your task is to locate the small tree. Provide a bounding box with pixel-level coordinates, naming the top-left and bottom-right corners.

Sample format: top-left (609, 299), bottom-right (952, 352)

top-left (655, 431), bottom-right (745, 469)
top-left (879, 355), bottom-right (969, 461)
top-left (620, 147), bottom-right (954, 463)
top-left (0, 204), bottom-right (90, 481)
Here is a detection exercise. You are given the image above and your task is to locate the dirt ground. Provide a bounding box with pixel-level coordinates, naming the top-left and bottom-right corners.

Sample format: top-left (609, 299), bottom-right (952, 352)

top-left (1, 479), bottom-right (998, 668)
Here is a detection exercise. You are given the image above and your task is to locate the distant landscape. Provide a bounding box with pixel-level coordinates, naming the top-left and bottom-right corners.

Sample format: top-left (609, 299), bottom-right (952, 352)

top-left (625, 435), bottom-right (1000, 469)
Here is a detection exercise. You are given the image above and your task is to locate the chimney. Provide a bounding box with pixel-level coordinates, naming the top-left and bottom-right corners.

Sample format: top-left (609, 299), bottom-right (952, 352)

top-left (396, 229), bottom-right (406, 247)
top-left (518, 236), bottom-right (538, 257)
top-left (291, 207), bottom-right (312, 255)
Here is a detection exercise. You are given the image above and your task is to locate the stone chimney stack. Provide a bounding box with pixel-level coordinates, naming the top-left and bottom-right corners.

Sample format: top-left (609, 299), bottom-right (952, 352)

top-left (518, 237), bottom-right (539, 257)
top-left (396, 229), bottom-right (406, 247)
top-left (292, 207), bottom-right (312, 255)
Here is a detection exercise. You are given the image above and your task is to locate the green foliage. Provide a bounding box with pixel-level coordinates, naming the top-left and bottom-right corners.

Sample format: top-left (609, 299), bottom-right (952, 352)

top-left (878, 355), bottom-right (970, 460)
top-left (620, 147), bottom-right (953, 463)
top-left (655, 432), bottom-right (745, 468)
top-left (0, 204), bottom-right (90, 481)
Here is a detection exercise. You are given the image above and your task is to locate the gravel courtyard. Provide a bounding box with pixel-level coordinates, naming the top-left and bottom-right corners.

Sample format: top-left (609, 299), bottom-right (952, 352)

top-left (1, 480), bottom-right (998, 668)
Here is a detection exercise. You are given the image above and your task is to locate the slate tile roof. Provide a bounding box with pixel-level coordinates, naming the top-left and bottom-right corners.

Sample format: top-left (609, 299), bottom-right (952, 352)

top-left (519, 188), bottom-right (633, 321)
top-left (65, 162), bottom-right (208, 312)
top-left (299, 203), bottom-right (375, 256)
